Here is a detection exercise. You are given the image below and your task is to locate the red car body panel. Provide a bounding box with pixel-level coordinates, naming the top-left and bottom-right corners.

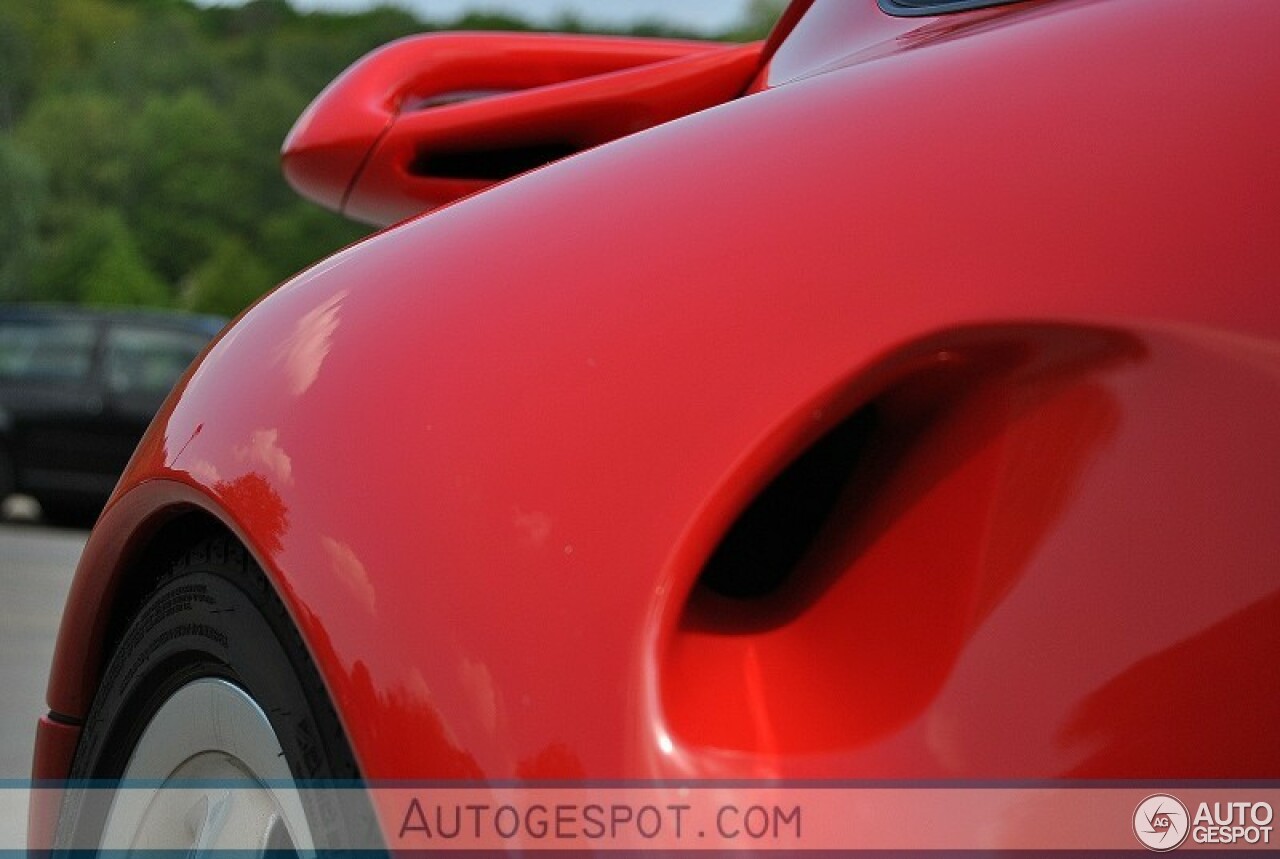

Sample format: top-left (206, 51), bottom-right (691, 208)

top-left (38, 0), bottom-right (1280, 838)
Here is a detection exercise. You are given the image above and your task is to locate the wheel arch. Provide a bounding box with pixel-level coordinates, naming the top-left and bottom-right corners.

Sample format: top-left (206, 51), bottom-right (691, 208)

top-left (46, 487), bottom-right (246, 723)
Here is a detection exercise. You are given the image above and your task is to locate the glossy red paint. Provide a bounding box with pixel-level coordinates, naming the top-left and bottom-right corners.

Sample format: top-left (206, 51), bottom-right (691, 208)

top-left (282, 32), bottom-right (762, 226)
top-left (28, 716), bottom-right (78, 852)
top-left (43, 0), bottom-right (1280, 839)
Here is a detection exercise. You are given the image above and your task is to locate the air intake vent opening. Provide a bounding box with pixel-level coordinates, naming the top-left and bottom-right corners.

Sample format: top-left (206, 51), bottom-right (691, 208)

top-left (410, 143), bottom-right (580, 182)
top-left (661, 325), bottom-right (1142, 755)
top-left (697, 408), bottom-right (874, 600)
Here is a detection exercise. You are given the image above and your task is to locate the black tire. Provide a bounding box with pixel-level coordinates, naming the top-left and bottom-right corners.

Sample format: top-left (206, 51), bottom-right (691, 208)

top-left (57, 537), bottom-right (381, 854)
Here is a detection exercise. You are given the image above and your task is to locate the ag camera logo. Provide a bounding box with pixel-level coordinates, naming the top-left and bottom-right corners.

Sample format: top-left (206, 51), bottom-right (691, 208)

top-left (1134, 794), bottom-right (1189, 852)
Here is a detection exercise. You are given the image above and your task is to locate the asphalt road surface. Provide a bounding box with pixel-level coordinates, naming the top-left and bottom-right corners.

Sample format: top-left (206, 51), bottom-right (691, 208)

top-left (0, 516), bottom-right (88, 847)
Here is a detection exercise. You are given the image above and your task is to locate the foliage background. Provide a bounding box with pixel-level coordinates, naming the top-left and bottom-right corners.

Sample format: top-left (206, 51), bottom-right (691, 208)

top-left (0, 0), bottom-right (781, 317)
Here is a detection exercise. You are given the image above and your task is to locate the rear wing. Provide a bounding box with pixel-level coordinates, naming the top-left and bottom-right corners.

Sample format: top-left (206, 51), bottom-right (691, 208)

top-left (282, 32), bottom-right (763, 227)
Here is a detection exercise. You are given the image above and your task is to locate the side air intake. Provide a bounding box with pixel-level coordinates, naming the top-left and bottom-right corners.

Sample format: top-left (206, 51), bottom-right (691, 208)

top-left (662, 324), bottom-right (1141, 754)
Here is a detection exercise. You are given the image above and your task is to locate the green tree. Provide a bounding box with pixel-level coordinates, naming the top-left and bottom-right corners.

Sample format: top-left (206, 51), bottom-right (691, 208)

top-left (224, 76), bottom-right (310, 218)
top-left (89, 8), bottom-right (226, 104)
top-left (723, 0), bottom-right (787, 41)
top-left (128, 89), bottom-right (251, 282)
top-left (35, 208), bottom-right (168, 306)
top-left (8, 0), bottom-right (745, 315)
top-left (0, 5), bottom-right (38, 129)
top-left (184, 235), bottom-right (274, 317)
top-left (32, 0), bottom-right (140, 90)
top-left (17, 90), bottom-right (133, 205)
top-left (259, 202), bottom-right (368, 283)
top-left (0, 137), bottom-right (47, 300)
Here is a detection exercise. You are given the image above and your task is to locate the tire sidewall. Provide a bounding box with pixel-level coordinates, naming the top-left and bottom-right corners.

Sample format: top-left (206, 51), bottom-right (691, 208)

top-left (59, 539), bottom-right (372, 851)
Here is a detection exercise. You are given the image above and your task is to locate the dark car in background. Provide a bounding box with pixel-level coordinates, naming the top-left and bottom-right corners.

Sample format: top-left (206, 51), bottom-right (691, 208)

top-left (0, 305), bottom-right (224, 524)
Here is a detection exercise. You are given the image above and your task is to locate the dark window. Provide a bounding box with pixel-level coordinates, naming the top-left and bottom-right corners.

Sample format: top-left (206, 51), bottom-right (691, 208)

top-left (0, 319), bottom-right (96, 384)
top-left (103, 325), bottom-right (206, 397)
top-left (879, 0), bottom-right (1027, 17)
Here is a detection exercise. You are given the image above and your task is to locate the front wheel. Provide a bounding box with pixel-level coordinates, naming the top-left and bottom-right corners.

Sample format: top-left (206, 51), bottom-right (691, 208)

top-left (57, 538), bottom-right (380, 854)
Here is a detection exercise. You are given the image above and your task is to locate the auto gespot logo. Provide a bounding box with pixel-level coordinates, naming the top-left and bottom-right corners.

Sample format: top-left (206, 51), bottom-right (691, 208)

top-left (1134, 794), bottom-right (1274, 851)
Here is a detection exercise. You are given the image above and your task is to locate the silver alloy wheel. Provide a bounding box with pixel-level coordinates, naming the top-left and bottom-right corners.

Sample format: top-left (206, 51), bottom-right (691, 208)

top-left (99, 677), bottom-right (316, 855)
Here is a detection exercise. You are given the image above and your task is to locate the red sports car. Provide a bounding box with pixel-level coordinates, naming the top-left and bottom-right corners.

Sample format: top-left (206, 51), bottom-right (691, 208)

top-left (32, 0), bottom-right (1280, 852)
